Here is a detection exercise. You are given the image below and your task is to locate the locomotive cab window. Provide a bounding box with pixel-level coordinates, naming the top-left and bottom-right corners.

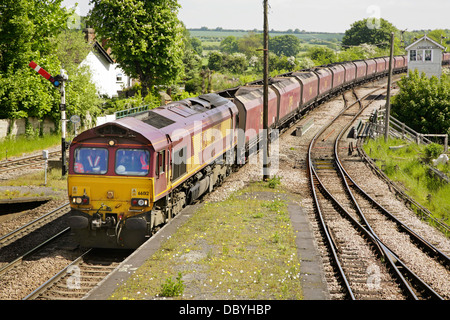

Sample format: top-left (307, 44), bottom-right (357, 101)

top-left (115, 149), bottom-right (149, 176)
top-left (157, 150), bottom-right (165, 176)
top-left (74, 148), bottom-right (108, 174)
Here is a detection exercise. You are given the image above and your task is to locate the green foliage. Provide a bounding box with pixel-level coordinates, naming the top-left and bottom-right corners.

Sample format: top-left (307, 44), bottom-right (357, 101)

top-left (237, 32), bottom-right (264, 58)
top-left (0, 1), bottom-right (100, 122)
top-left (159, 272), bottom-right (185, 297)
top-left (391, 71), bottom-right (450, 135)
top-left (270, 35), bottom-right (301, 57)
top-left (0, 133), bottom-right (61, 161)
top-left (88, 0), bottom-right (184, 93)
top-left (0, 63), bottom-right (59, 119)
top-left (0, 0), bottom-right (71, 73)
top-left (306, 46), bottom-right (336, 65)
top-left (342, 18), bottom-right (399, 50)
top-left (363, 138), bottom-right (449, 225)
top-left (220, 36), bottom-right (239, 54)
top-left (424, 143), bottom-right (444, 161)
top-left (0, 0), bottom-right (70, 120)
top-left (267, 176), bottom-right (281, 189)
top-left (208, 51), bottom-right (248, 74)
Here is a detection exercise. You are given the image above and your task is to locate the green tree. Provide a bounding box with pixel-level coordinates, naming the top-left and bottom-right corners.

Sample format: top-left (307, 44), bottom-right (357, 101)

top-left (224, 53), bottom-right (248, 74)
top-left (270, 35), bottom-right (301, 57)
top-left (337, 43), bottom-right (379, 61)
top-left (54, 31), bottom-right (101, 121)
top-left (342, 18), bottom-right (398, 50)
top-left (88, 0), bottom-right (184, 93)
top-left (220, 36), bottom-right (239, 54)
top-left (307, 47), bottom-right (336, 65)
top-left (0, 0), bottom-right (70, 73)
top-left (391, 70), bottom-right (450, 135)
top-left (238, 32), bottom-right (263, 57)
top-left (190, 37), bottom-right (203, 56)
top-left (0, 0), bottom-right (71, 121)
top-left (208, 51), bottom-right (224, 72)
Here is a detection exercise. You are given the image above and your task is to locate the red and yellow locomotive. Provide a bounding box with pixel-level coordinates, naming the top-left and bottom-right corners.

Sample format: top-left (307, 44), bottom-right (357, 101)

top-left (68, 94), bottom-right (238, 248)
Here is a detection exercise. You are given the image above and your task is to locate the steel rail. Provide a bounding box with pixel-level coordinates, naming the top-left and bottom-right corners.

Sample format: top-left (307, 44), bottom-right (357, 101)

top-left (333, 91), bottom-right (444, 299)
top-left (0, 150), bottom-right (61, 173)
top-left (307, 86), bottom-right (436, 300)
top-left (23, 248), bottom-right (93, 300)
top-left (306, 88), bottom-right (383, 300)
top-left (0, 227), bottom-right (70, 277)
top-left (0, 202), bottom-right (70, 248)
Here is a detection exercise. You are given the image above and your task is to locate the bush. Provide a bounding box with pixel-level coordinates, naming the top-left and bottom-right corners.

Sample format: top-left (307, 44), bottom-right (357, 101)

top-left (424, 143), bottom-right (443, 161)
top-left (159, 272), bottom-right (184, 297)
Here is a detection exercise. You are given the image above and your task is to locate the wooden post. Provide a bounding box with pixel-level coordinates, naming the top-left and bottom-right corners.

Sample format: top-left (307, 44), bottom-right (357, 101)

top-left (263, 0), bottom-right (270, 180)
top-left (384, 32), bottom-right (394, 143)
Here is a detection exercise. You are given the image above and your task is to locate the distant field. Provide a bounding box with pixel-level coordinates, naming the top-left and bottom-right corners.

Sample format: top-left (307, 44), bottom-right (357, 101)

top-left (188, 29), bottom-right (344, 42)
top-left (189, 29), bottom-right (343, 53)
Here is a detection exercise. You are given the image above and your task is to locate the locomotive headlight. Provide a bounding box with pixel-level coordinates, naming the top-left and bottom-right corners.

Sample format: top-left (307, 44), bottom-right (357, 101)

top-left (131, 198), bottom-right (149, 207)
top-left (108, 140), bottom-right (116, 146)
top-left (72, 196), bottom-right (90, 205)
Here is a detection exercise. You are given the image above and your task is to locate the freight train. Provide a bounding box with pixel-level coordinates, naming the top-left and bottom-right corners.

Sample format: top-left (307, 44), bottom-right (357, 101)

top-left (67, 53), bottom-right (447, 249)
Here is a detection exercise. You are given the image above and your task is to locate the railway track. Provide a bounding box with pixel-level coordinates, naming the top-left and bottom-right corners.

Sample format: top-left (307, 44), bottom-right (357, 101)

top-left (307, 87), bottom-right (449, 299)
top-left (24, 248), bottom-right (130, 300)
top-left (0, 202), bottom-right (130, 300)
top-left (0, 202), bottom-right (70, 248)
top-left (0, 150), bottom-right (61, 174)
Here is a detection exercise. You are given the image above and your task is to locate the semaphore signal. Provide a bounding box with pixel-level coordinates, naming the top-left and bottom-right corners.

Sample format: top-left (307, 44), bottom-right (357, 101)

top-left (29, 61), bottom-right (62, 87)
top-left (29, 60), bottom-right (70, 176)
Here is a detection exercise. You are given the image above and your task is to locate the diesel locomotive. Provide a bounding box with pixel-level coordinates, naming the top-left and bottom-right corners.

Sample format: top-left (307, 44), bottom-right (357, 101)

top-left (68, 54), bottom-right (426, 249)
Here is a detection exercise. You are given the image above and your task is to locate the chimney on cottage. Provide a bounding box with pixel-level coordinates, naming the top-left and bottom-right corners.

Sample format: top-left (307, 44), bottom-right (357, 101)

top-left (83, 27), bottom-right (96, 44)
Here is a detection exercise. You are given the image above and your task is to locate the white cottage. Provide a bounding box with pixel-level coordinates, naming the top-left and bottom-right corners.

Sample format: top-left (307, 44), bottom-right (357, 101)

top-left (405, 35), bottom-right (446, 78)
top-left (80, 28), bottom-right (132, 98)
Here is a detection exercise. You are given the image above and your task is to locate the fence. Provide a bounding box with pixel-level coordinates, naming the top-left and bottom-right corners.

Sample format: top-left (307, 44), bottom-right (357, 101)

top-left (368, 109), bottom-right (448, 152)
top-left (95, 104), bottom-right (152, 126)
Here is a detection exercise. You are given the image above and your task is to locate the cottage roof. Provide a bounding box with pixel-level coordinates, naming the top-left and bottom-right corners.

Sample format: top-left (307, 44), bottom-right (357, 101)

top-left (405, 35), bottom-right (446, 51)
top-left (93, 41), bottom-right (114, 64)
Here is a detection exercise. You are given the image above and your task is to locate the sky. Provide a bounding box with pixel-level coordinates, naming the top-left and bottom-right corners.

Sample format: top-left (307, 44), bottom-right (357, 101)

top-left (62, 0), bottom-right (450, 33)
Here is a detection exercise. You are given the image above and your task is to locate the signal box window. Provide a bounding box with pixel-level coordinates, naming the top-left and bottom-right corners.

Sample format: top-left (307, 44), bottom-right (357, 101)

top-left (410, 50), bottom-right (417, 61)
top-left (115, 149), bottom-right (149, 176)
top-left (74, 148), bottom-right (108, 174)
top-left (425, 50), bottom-right (432, 61)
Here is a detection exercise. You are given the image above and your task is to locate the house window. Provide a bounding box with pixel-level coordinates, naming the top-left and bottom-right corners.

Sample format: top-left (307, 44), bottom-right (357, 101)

top-left (416, 50), bottom-right (423, 61)
top-left (410, 50), bottom-right (417, 61)
top-left (116, 73), bottom-right (123, 83)
top-left (425, 49), bottom-right (432, 61)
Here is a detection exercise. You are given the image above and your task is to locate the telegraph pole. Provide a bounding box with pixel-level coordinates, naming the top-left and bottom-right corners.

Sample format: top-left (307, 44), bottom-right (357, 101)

top-left (263, 0), bottom-right (270, 181)
top-left (384, 32), bottom-right (394, 143)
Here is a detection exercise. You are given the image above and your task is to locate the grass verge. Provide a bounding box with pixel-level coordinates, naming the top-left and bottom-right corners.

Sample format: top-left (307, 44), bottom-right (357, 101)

top-left (0, 134), bottom-right (61, 161)
top-left (109, 181), bottom-right (303, 300)
top-left (363, 137), bottom-right (449, 225)
top-left (0, 168), bottom-right (67, 199)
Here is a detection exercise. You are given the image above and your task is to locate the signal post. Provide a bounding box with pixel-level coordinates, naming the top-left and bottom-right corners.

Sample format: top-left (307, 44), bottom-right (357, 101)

top-left (29, 61), bottom-right (69, 175)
